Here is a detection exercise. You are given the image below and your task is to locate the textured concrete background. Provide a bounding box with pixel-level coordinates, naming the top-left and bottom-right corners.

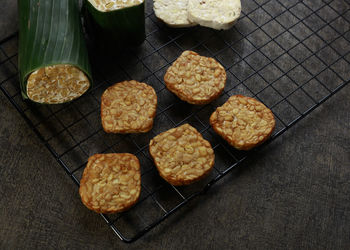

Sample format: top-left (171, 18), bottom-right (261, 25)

top-left (1, 1), bottom-right (350, 249)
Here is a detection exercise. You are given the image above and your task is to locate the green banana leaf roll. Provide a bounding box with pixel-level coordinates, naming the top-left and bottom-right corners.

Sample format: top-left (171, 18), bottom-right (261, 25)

top-left (18, 0), bottom-right (92, 104)
top-left (84, 0), bottom-right (145, 47)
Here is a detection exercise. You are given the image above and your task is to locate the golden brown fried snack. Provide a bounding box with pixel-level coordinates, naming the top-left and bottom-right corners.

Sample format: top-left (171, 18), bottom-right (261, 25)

top-left (149, 124), bottom-right (215, 185)
top-left (164, 51), bottom-right (226, 105)
top-left (101, 80), bottom-right (157, 133)
top-left (79, 153), bottom-right (141, 214)
top-left (210, 95), bottom-right (275, 150)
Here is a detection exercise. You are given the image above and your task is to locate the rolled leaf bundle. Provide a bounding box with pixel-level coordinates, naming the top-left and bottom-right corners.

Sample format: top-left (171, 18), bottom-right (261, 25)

top-left (18, 0), bottom-right (92, 104)
top-left (84, 0), bottom-right (145, 47)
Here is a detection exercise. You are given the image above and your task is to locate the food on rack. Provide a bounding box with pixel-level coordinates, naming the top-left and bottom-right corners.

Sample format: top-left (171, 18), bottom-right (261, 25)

top-left (18, 0), bottom-right (92, 104)
top-left (164, 51), bottom-right (226, 105)
top-left (79, 153), bottom-right (141, 214)
top-left (210, 95), bottom-right (275, 150)
top-left (84, 0), bottom-right (145, 46)
top-left (153, 0), bottom-right (196, 27)
top-left (153, 0), bottom-right (241, 30)
top-left (101, 80), bottom-right (157, 133)
top-left (149, 124), bottom-right (215, 186)
top-left (188, 0), bottom-right (241, 30)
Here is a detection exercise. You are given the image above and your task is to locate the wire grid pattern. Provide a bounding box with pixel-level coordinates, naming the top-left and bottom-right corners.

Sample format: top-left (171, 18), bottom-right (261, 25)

top-left (0, 0), bottom-right (349, 242)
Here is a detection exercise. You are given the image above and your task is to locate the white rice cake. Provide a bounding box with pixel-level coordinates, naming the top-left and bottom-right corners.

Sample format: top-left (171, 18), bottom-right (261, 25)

top-left (153, 0), bottom-right (196, 28)
top-left (188, 0), bottom-right (241, 30)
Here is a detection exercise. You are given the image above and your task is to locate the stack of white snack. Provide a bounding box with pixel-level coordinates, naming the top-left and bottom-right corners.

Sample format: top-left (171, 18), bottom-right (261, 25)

top-left (153, 0), bottom-right (241, 30)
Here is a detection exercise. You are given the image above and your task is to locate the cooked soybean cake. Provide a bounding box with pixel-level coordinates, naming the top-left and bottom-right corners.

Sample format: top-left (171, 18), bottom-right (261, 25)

top-left (149, 124), bottom-right (215, 186)
top-left (101, 80), bottom-right (157, 133)
top-left (79, 153), bottom-right (141, 214)
top-left (88, 0), bottom-right (144, 11)
top-left (188, 0), bottom-right (241, 30)
top-left (164, 51), bottom-right (226, 105)
top-left (210, 95), bottom-right (275, 150)
top-left (26, 64), bottom-right (90, 104)
top-left (153, 0), bottom-right (196, 27)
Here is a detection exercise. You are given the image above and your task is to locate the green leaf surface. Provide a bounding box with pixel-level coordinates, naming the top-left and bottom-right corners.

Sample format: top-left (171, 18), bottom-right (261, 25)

top-left (85, 0), bottom-right (145, 46)
top-left (18, 0), bottom-right (92, 99)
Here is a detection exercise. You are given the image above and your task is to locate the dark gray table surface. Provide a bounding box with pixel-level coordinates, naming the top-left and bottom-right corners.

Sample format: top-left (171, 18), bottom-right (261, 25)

top-left (1, 1), bottom-right (349, 249)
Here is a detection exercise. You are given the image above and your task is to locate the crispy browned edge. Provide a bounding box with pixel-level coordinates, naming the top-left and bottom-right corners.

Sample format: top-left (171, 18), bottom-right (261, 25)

top-left (100, 81), bottom-right (158, 134)
top-left (210, 95), bottom-right (276, 151)
top-left (79, 153), bottom-right (141, 214)
top-left (149, 124), bottom-right (215, 186)
top-left (164, 51), bottom-right (227, 105)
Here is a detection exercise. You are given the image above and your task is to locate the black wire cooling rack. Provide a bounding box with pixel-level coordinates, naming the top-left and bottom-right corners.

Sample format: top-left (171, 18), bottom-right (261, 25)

top-left (0, 0), bottom-right (349, 243)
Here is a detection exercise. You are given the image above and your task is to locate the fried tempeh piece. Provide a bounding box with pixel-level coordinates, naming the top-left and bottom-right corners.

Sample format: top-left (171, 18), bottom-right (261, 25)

top-left (210, 95), bottom-right (275, 150)
top-left (79, 153), bottom-right (141, 214)
top-left (101, 80), bottom-right (157, 133)
top-left (149, 124), bottom-right (215, 186)
top-left (164, 51), bottom-right (226, 105)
